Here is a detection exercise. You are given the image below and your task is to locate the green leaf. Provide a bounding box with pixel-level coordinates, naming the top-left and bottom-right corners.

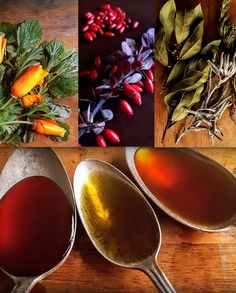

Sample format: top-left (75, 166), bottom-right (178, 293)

top-left (48, 75), bottom-right (78, 98)
top-left (42, 40), bottom-right (65, 57)
top-left (172, 85), bottom-right (204, 122)
top-left (49, 121), bottom-right (70, 142)
top-left (175, 11), bottom-right (194, 45)
top-left (17, 20), bottom-right (42, 49)
top-left (0, 65), bottom-right (5, 83)
top-left (200, 40), bottom-right (221, 56)
top-left (159, 0), bottom-right (176, 43)
top-left (193, 4), bottom-right (203, 20)
top-left (179, 20), bottom-right (204, 61)
top-left (155, 28), bottom-right (169, 66)
top-left (0, 22), bottom-right (17, 44)
top-left (166, 61), bottom-right (185, 85)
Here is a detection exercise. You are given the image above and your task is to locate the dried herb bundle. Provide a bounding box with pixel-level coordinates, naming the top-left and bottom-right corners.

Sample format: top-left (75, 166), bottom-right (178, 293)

top-left (156, 0), bottom-right (236, 144)
top-left (0, 20), bottom-right (78, 145)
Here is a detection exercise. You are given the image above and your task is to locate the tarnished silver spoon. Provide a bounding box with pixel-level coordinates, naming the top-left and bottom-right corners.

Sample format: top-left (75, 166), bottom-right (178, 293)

top-left (0, 148), bottom-right (77, 293)
top-left (74, 159), bottom-right (175, 293)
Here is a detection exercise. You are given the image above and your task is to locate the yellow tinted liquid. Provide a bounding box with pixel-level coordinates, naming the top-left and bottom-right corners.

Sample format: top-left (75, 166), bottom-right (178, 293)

top-left (81, 170), bottom-right (158, 265)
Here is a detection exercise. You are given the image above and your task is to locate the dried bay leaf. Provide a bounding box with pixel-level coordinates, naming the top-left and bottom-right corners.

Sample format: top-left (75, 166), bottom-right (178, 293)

top-left (159, 0), bottom-right (176, 44)
top-left (200, 40), bottom-right (221, 56)
top-left (155, 28), bottom-right (169, 66)
top-left (166, 61), bottom-right (185, 85)
top-left (172, 85), bottom-right (204, 122)
top-left (175, 11), bottom-right (194, 45)
top-left (179, 20), bottom-right (204, 61)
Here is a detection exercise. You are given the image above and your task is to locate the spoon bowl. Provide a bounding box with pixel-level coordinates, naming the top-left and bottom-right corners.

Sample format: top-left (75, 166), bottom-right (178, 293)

top-left (74, 159), bottom-right (175, 293)
top-left (0, 148), bottom-right (77, 293)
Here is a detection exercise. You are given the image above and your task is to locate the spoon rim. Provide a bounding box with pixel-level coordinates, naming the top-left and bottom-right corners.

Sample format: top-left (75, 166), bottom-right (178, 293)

top-left (73, 158), bottom-right (162, 269)
top-left (125, 147), bottom-right (236, 233)
top-left (0, 148), bottom-right (77, 282)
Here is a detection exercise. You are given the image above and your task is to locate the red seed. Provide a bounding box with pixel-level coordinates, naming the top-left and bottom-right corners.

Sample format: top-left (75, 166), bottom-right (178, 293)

top-left (120, 100), bottom-right (133, 116)
top-left (109, 23), bottom-right (116, 30)
top-left (84, 32), bottom-right (93, 42)
top-left (104, 32), bottom-right (115, 38)
top-left (126, 16), bottom-right (132, 23)
top-left (95, 56), bottom-right (102, 67)
top-left (119, 26), bottom-right (125, 34)
top-left (90, 31), bottom-right (97, 38)
top-left (90, 69), bottom-right (98, 81)
top-left (84, 12), bottom-right (93, 19)
top-left (146, 69), bottom-right (154, 81)
top-left (103, 129), bottom-right (120, 143)
top-left (87, 18), bottom-right (94, 25)
top-left (97, 28), bottom-right (104, 35)
top-left (116, 23), bottom-right (123, 30)
top-left (145, 78), bottom-right (154, 93)
top-left (132, 21), bottom-right (139, 29)
top-left (96, 135), bottom-right (107, 147)
top-left (111, 65), bottom-right (118, 73)
top-left (101, 4), bottom-right (111, 10)
top-left (82, 25), bottom-right (89, 32)
top-left (79, 70), bottom-right (91, 77)
top-left (131, 84), bottom-right (143, 93)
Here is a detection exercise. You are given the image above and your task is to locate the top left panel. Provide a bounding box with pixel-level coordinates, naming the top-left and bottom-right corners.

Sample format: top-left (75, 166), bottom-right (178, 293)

top-left (0, 0), bottom-right (78, 147)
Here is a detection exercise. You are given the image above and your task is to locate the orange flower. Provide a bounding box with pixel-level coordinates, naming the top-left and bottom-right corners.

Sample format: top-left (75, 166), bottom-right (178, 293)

top-left (0, 36), bottom-right (7, 64)
top-left (11, 64), bottom-right (49, 97)
top-left (33, 119), bottom-right (66, 137)
top-left (21, 94), bottom-right (43, 108)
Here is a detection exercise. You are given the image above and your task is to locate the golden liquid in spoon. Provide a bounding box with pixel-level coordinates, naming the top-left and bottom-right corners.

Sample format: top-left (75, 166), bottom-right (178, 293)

top-left (135, 148), bottom-right (236, 229)
top-left (81, 170), bottom-right (158, 265)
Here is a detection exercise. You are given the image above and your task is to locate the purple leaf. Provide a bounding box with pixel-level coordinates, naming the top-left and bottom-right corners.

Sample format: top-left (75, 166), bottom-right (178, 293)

top-left (101, 109), bottom-right (114, 121)
top-left (122, 41), bottom-right (133, 56)
top-left (93, 122), bottom-right (105, 135)
top-left (124, 73), bottom-right (142, 84)
top-left (125, 38), bottom-right (136, 52)
top-left (96, 85), bottom-right (111, 90)
top-left (138, 49), bottom-right (153, 62)
top-left (141, 57), bottom-right (153, 70)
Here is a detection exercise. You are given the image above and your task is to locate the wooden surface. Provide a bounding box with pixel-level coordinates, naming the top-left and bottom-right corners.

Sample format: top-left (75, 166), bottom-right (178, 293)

top-left (79, 0), bottom-right (156, 147)
top-left (0, 0), bottom-right (78, 147)
top-left (0, 147), bottom-right (236, 292)
top-left (155, 0), bottom-right (236, 147)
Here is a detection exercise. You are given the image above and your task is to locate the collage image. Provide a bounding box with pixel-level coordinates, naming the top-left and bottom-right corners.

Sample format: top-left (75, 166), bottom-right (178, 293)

top-left (0, 0), bottom-right (236, 292)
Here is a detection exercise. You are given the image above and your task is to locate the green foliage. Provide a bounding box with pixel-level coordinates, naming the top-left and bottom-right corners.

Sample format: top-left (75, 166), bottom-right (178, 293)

top-left (17, 20), bottom-right (42, 49)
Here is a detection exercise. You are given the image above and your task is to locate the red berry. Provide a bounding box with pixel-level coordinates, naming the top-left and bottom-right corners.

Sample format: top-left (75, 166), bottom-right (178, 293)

top-left (124, 89), bottom-right (142, 106)
top-left (146, 69), bottom-right (154, 81)
top-left (136, 81), bottom-right (144, 87)
top-left (124, 83), bottom-right (135, 92)
top-left (101, 4), bottom-right (111, 10)
top-left (82, 25), bottom-right (89, 32)
top-left (84, 12), bottom-right (93, 19)
top-left (96, 135), bottom-right (107, 147)
top-left (90, 69), bottom-right (98, 81)
top-left (111, 65), bottom-right (118, 73)
top-left (132, 21), bottom-right (139, 29)
top-left (95, 56), bottom-right (102, 67)
top-left (103, 129), bottom-right (120, 143)
top-left (104, 32), bottom-right (115, 38)
top-left (84, 32), bottom-right (93, 42)
top-left (79, 70), bottom-right (91, 77)
top-left (87, 18), bottom-right (94, 25)
top-left (145, 78), bottom-right (154, 93)
top-left (120, 100), bottom-right (133, 116)
top-left (131, 84), bottom-right (143, 93)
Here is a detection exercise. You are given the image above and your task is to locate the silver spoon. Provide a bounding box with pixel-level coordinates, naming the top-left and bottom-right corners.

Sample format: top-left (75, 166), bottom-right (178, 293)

top-left (0, 148), bottom-right (77, 293)
top-left (73, 159), bottom-right (175, 293)
top-left (126, 147), bottom-right (236, 232)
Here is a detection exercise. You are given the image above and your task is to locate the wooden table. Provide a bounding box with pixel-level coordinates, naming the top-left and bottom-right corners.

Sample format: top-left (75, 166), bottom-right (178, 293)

top-left (155, 0), bottom-right (236, 147)
top-left (0, 147), bottom-right (236, 292)
top-left (0, 0), bottom-right (78, 148)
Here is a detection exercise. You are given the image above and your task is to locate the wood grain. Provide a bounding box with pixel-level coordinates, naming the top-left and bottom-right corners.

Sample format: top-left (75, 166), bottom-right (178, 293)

top-left (0, 148), bottom-right (236, 292)
top-left (155, 0), bottom-right (236, 147)
top-left (0, 0), bottom-right (78, 147)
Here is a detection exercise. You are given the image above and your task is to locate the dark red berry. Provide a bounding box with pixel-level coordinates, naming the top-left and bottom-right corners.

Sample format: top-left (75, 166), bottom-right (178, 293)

top-left (145, 78), bottom-right (154, 93)
top-left (90, 69), bottom-right (98, 81)
top-left (146, 69), bottom-right (154, 81)
top-left (104, 32), bottom-right (115, 38)
top-left (84, 32), bottom-right (93, 42)
top-left (136, 81), bottom-right (144, 87)
top-left (131, 84), bottom-right (143, 93)
top-left (132, 21), bottom-right (139, 29)
top-left (103, 129), bottom-right (120, 143)
top-left (111, 65), bottom-right (118, 73)
top-left (96, 135), bottom-right (107, 147)
top-left (82, 25), bottom-right (89, 32)
top-left (79, 70), bottom-right (91, 77)
top-left (120, 100), bottom-right (133, 116)
top-left (101, 4), bottom-right (111, 10)
top-left (95, 56), bottom-right (102, 67)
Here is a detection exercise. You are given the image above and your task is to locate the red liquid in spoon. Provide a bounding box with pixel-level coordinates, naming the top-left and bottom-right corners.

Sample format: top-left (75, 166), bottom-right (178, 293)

top-left (0, 176), bottom-right (74, 277)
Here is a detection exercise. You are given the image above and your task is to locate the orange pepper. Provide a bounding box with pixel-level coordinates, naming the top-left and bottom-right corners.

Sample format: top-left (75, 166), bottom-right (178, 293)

top-left (33, 119), bottom-right (66, 137)
top-left (11, 64), bottom-right (49, 97)
top-left (21, 94), bottom-right (43, 108)
top-left (0, 36), bottom-right (7, 64)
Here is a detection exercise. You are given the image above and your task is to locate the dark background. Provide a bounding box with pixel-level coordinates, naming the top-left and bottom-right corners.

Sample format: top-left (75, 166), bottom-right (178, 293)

top-left (79, 0), bottom-right (156, 146)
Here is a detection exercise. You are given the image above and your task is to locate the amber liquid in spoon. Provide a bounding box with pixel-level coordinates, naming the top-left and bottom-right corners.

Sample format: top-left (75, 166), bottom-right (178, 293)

top-left (135, 148), bottom-right (236, 229)
top-left (0, 176), bottom-right (74, 277)
top-left (81, 170), bottom-right (158, 265)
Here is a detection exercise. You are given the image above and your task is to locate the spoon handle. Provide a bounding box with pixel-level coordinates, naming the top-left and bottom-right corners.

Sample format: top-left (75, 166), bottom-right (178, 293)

top-left (11, 278), bottom-right (37, 293)
top-left (142, 260), bottom-right (176, 293)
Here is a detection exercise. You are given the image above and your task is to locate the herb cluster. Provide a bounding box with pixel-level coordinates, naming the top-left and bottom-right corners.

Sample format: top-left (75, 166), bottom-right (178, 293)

top-left (156, 0), bottom-right (236, 144)
top-left (0, 20), bottom-right (78, 145)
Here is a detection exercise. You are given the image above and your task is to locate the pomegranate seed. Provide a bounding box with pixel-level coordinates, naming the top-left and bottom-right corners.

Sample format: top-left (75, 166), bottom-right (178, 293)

top-left (101, 4), bottom-right (111, 10)
top-left (87, 18), bottom-right (94, 25)
top-left (97, 28), bottom-right (104, 35)
top-left (103, 129), bottom-right (120, 143)
top-left (104, 32), bottom-right (115, 38)
top-left (146, 69), bottom-right (154, 81)
top-left (84, 12), bottom-right (93, 19)
top-left (145, 78), bottom-right (154, 93)
top-left (84, 32), bottom-right (93, 42)
top-left (95, 56), bottom-right (102, 67)
top-left (132, 21), bottom-right (139, 29)
top-left (120, 100), bottom-right (133, 116)
top-left (96, 135), bottom-right (107, 147)
top-left (119, 26), bottom-right (125, 34)
top-left (90, 69), bottom-right (98, 81)
top-left (109, 23), bottom-right (116, 30)
top-left (116, 23), bottom-right (122, 30)
top-left (131, 84), bottom-right (143, 93)
top-left (82, 25), bottom-right (89, 32)
top-left (79, 70), bottom-right (91, 77)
